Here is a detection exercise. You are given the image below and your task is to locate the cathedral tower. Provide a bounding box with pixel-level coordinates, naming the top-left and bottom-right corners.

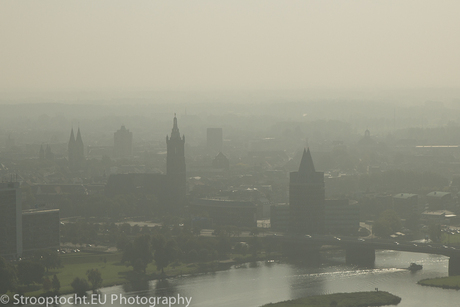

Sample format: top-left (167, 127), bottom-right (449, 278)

top-left (289, 148), bottom-right (325, 234)
top-left (68, 128), bottom-right (85, 170)
top-left (166, 114), bottom-right (186, 202)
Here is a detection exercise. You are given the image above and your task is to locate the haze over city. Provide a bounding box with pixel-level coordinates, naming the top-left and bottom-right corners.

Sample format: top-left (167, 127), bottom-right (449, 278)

top-left (2, 2), bottom-right (460, 307)
top-left (1, 0), bottom-right (460, 93)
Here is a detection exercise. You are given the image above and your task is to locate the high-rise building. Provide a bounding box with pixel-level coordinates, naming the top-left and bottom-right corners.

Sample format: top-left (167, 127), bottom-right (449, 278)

top-left (166, 114), bottom-right (186, 202)
top-left (114, 125), bottom-right (133, 158)
top-left (207, 128), bottom-right (223, 152)
top-left (0, 182), bottom-right (22, 258)
top-left (289, 148), bottom-right (325, 234)
top-left (68, 128), bottom-right (85, 170)
top-left (324, 199), bottom-right (359, 236)
top-left (22, 209), bottom-right (60, 253)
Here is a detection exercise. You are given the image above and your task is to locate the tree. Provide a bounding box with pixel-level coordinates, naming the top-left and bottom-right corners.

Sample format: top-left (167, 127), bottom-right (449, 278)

top-left (17, 260), bottom-right (44, 286)
top-left (428, 223), bottom-right (442, 243)
top-left (372, 210), bottom-right (402, 238)
top-left (43, 277), bottom-right (51, 292)
top-left (38, 250), bottom-right (60, 272)
top-left (249, 236), bottom-right (262, 257)
top-left (71, 277), bottom-right (89, 297)
top-left (86, 269), bottom-right (103, 291)
top-left (52, 274), bottom-right (60, 292)
top-left (216, 236), bottom-right (232, 258)
top-left (0, 257), bottom-right (17, 294)
top-left (152, 236), bottom-right (179, 274)
top-left (122, 235), bottom-right (153, 273)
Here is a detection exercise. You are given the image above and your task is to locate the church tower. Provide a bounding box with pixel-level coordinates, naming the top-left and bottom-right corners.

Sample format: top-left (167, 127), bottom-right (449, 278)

top-left (166, 114), bottom-right (186, 202)
top-left (75, 128), bottom-right (84, 164)
top-left (68, 128), bottom-right (85, 170)
top-left (68, 128), bottom-right (76, 167)
top-left (289, 148), bottom-right (325, 234)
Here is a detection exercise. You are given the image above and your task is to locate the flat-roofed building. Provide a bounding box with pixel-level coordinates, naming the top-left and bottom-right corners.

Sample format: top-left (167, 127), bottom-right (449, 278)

top-left (270, 203), bottom-right (289, 233)
top-left (0, 182), bottom-right (22, 258)
top-left (22, 209), bottom-right (60, 253)
top-left (427, 191), bottom-right (452, 210)
top-left (324, 199), bottom-right (360, 236)
top-left (114, 125), bottom-right (133, 158)
top-left (190, 198), bottom-right (257, 228)
top-left (422, 210), bottom-right (457, 225)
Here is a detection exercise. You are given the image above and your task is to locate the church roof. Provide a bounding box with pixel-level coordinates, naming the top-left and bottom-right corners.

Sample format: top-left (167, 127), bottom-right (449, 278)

top-left (76, 128), bottom-right (83, 145)
top-left (69, 128), bottom-right (75, 144)
top-left (298, 148), bottom-right (315, 174)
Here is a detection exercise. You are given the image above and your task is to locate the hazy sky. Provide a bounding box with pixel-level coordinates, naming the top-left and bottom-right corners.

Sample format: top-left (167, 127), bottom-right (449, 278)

top-left (1, 1), bottom-right (459, 91)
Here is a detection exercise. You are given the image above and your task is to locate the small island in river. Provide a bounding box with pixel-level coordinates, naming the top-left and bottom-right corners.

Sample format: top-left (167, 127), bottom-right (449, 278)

top-left (261, 291), bottom-right (401, 307)
top-left (418, 275), bottom-right (460, 290)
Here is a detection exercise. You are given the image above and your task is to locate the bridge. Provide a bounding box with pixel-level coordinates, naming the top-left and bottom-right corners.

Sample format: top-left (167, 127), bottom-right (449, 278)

top-left (279, 234), bottom-right (460, 276)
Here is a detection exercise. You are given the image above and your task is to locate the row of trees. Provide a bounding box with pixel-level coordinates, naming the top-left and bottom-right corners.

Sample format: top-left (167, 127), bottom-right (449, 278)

top-left (71, 269), bottom-right (103, 296)
top-left (0, 254), bottom-right (60, 294)
top-left (0, 255), bottom-right (102, 298)
top-left (119, 225), bottom-right (274, 275)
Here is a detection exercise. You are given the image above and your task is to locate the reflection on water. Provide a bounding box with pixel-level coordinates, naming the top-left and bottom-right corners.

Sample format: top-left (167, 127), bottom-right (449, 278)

top-left (154, 280), bottom-right (177, 298)
top-left (122, 279), bottom-right (149, 294)
top-left (63, 251), bottom-right (460, 307)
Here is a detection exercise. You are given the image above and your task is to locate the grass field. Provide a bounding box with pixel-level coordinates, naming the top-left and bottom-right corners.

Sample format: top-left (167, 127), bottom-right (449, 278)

top-left (25, 252), bottom-right (131, 296)
top-left (441, 233), bottom-right (460, 246)
top-left (261, 291), bottom-right (401, 307)
top-left (418, 275), bottom-right (460, 289)
top-left (24, 251), bottom-right (265, 297)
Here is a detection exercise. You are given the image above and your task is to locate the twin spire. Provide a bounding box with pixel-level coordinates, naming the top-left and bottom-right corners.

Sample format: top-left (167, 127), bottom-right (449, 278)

top-left (69, 127), bottom-right (83, 145)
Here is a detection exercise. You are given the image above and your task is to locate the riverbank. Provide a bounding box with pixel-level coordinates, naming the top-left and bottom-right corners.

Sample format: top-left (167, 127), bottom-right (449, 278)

top-left (261, 291), bottom-right (401, 307)
top-left (418, 275), bottom-right (460, 289)
top-left (24, 251), bottom-right (278, 297)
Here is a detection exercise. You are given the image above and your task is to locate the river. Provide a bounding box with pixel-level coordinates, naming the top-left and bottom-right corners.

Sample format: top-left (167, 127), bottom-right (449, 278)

top-left (64, 250), bottom-right (460, 307)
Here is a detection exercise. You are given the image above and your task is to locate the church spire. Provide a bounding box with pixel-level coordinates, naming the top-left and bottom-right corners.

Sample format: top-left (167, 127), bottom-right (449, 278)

top-left (170, 113), bottom-right (181, 139)
top-left (69, 128), bottom-right (75, 144)
top-left (76, 128), bottom-right (83, 144)
top-left (298, 147), bottom-right (315, 174)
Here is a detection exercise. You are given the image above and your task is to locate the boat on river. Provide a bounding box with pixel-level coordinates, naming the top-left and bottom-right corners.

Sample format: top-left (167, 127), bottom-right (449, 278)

top-left (408, 262), bottom-right (423, 271)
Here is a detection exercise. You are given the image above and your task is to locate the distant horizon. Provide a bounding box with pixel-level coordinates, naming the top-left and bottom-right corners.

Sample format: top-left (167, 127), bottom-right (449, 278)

top-left (2, 1), bottom-right (459, 92)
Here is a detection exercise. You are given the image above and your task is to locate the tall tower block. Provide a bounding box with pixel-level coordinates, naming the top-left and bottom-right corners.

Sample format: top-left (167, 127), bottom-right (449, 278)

top-left (289, 148), bottom-right (325, 234)
top-left (0, 182), bottom-right (22, 258)
top-left (114, 125), bottom-right (133, 158)
top-left (166, 114), bottom-right (186, 202)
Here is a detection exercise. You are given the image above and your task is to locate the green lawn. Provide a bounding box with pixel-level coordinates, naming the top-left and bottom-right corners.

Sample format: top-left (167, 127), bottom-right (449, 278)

top-left (24, 251), bottom-right (258, 297)
top-left (441, 233), bottom-right (460, 246)
top-left (26, 252), bottom-right (132, 296)
top-left (261, 291), bottom-right (401, 307)
top-left (418, 276), bottom-right (460, 289)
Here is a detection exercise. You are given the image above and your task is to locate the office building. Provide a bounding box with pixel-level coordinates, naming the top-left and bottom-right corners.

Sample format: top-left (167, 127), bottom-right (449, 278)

top-left (0, 182), bottom-right (22, 258)
top-left (289, 148), bottom-right (325, 234)
top-left (114, 125), bottom-right (133, 158)
top-left (22, 209), bottom-right (60, 252)
top-left (324, 199), bottom-right (359, 235)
